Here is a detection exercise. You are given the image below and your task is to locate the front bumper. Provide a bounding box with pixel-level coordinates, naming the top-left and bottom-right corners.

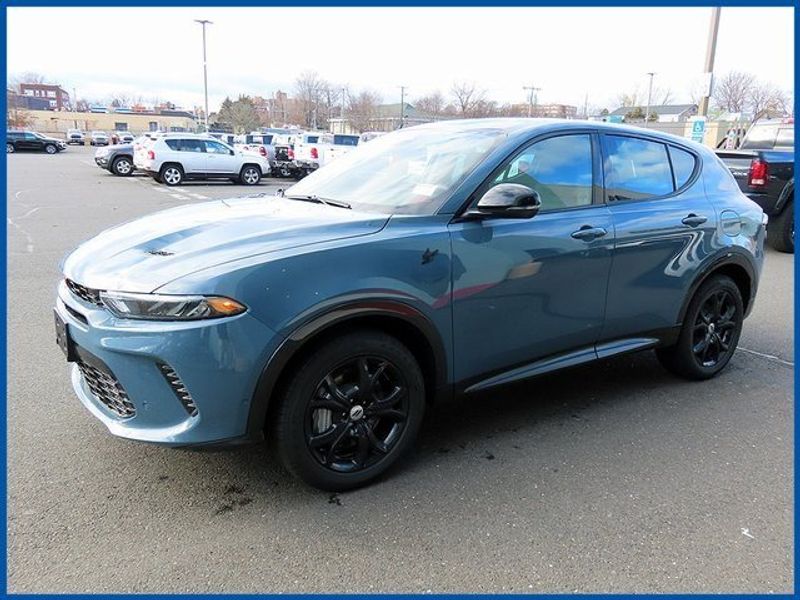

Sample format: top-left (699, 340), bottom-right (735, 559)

top-left (55, 280), bottom-right (282, 446)
top-left (94, 156), bottom-right (110, 168)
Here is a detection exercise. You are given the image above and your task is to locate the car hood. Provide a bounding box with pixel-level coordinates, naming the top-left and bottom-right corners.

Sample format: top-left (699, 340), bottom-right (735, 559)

top-left (63, 196), bottom-right (389, 293)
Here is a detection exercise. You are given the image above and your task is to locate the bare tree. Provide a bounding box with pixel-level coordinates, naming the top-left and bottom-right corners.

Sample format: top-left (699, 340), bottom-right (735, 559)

top-left (713, 71), bottom-right (756, 113)
top-left (749, 82), bottom-right (790, 121)
top-left (347, 90), bottom-right (382, 133)
top-left (8, 71), bottom-right (47, 92)
top-left (450, 81), bottom-right (487, 117)
top-left (617, 89), bottom-right (640, 108)
top-left (413, 91), bottom-right (446, 116)
top-left (294, 70), bottom-right (329, 129)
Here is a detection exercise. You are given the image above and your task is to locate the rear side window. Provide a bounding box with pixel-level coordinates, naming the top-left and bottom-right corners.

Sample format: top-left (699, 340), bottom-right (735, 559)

top-left (165, 139), bottom-right (205, 153)
top-left (668, 146), bottom-right (696, 189)
top-left (605, 135), bottom-right (673, 200)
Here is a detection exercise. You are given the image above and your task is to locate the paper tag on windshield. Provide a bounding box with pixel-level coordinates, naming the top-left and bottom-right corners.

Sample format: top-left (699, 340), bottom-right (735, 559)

top-left (412, 183), bottom-right (438, 197)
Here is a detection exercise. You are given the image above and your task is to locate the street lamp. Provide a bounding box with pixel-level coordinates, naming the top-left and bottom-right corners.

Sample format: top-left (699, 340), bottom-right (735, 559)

top-left (644, 72), bottom-right (655, 128)
top-left (195, 19), bottom-right (213, 132)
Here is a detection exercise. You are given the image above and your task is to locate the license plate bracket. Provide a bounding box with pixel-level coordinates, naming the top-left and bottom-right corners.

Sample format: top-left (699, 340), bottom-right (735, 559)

top-left (54, 310), bottom-right (76, 362)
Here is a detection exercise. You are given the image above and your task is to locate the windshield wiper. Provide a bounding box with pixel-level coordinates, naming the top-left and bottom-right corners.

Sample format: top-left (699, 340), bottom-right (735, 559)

top-left (284, 194), bottom-right (351, 209)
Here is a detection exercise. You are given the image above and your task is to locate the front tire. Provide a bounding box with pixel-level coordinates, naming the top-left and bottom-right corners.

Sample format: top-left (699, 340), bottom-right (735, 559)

top-left (160, 164), bottom-right (184, 186)
top-left (112, 156), bottom-right (134, 176)
top-left (273, 331), bottom-right (426, 491)
top-left (239, 165), bottom-right (261, 185)
top-left (7, 143), bottom-right (14, 154)
top-left (656, 275), bottom-right (744, 380)
top-left (45, 144), bottom-right (57, 154)
top-left (768, 200), bottom-right (794, 253)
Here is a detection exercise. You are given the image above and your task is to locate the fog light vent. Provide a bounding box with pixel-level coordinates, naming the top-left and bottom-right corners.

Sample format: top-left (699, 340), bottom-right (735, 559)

top-left (157, 363), bottom-right (198, 417)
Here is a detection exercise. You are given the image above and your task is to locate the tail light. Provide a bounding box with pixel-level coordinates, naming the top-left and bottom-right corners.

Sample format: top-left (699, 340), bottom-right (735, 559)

top-left (310, 147), bottom-right (318, 159)
top-left (748, 158), bottom-right (769, 187)
top-left (147, 150), bottom-right (155, 160)
top-left (288, 148), bottom-right (295, 160)
top-left (259, 146), bottom-right (267, 157)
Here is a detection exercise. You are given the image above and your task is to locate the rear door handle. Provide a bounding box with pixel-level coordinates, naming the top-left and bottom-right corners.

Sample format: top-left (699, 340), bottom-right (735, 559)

top-left (682, 214), bottom-right (708, 226)
top-left (571, 226), bottom-right (608, 241)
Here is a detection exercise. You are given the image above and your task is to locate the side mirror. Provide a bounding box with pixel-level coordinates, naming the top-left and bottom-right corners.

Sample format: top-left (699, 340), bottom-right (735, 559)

top-left (466, 183), bottom-right (541, 219)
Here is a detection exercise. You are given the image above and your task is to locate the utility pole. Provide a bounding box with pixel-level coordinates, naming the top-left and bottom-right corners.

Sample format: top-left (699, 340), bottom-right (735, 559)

top-left (582, 92), bottom-right (588, 119)
top-left (644, 72), bottom-right (655, 128)
top-left (194, 19), bottom-right (212, 131)
top-left (399, 86), bottom-right (407, 129)
top-left (698, 7), bottom-right (721, 117)
top-left (523, 85), bottom-right (541, 118)
top-left (340, 87), bottom-right (347, 134)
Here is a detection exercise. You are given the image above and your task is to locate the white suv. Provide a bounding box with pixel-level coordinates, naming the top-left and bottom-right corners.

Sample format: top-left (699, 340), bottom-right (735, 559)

top-left (134, 134), bottom-right (271, 186)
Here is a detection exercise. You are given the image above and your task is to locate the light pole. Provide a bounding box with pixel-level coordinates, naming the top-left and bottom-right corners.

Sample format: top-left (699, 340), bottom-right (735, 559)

top-left (523, 85), bottom-right (541, 118)
top-left (698, 7), bottom-right (721, 117)
top-left (195, 19), bottom-right (212, 132)
top-left (399, 86), bottom-right (408, 129)
top-left (644, 72), bottom-right (655, 128)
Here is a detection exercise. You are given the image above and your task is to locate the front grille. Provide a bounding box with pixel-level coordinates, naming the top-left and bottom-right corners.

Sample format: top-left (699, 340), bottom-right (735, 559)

top-left (65, 279), bottom-right (103, 307)
top-left (158, 363), bottom-right (198, 417)
top-left (76, 350), bottom-right (136, 418)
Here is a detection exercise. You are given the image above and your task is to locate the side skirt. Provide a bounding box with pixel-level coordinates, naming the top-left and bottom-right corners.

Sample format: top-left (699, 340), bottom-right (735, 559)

top-left (460, 328), bottom-right (678, 395)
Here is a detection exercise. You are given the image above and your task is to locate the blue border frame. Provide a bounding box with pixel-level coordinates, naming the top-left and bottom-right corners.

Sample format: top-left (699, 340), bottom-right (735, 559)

top-left (1, 1), bottom-right (796, 597)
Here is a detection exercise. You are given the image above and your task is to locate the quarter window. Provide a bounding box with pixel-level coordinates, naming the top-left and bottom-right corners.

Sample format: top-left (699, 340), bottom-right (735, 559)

top-left (605, 135), bottom-right (673, 200)
top-left (668, 146), bottom-right (696, 189)
top-left (490, 134), bottom-right (594, 212)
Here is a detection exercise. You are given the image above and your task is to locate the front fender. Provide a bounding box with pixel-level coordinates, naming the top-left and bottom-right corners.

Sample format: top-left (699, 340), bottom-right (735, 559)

top-left (244, 298), bottom-right (449, 439)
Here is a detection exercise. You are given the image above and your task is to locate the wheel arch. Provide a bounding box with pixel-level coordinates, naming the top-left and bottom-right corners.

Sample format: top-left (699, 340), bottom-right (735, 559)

top-left (246, 301), bottom-right (450, 439)
top-left (775, 179), bottom-right (794, 214)
top-left (677, 252), bottom-right (756, 325)
top-left (241, 162), bottom-right (263, 174)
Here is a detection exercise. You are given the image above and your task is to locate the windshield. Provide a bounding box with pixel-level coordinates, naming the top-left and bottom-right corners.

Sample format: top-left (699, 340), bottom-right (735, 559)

top-left (285, 126), bottom-right (506, 214)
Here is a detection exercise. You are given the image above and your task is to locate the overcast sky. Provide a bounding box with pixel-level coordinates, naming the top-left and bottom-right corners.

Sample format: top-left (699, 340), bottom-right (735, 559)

top-left (7, 6), bottom-right (794, 112)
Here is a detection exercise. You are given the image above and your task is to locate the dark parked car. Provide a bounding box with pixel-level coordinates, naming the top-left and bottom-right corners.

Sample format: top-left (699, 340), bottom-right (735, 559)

top-left (716, 120), bottom-right (794, 252)
top-left (7, 130), bottom-right (67, 154)
top-left (56, 120), bottom-right (765, 491)
top-left (94, 143), bottom-right (135, 176)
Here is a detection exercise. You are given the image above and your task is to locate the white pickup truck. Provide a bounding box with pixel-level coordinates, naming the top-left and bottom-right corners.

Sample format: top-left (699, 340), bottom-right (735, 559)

top-left (294, 133), bottom-right (360, 176)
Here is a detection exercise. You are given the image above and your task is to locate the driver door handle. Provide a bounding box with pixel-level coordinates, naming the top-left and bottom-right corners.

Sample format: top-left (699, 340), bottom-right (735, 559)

top-left (682, 213), bottom-right (708, 226)
top-left (571, 225), bottom-right (608, 241)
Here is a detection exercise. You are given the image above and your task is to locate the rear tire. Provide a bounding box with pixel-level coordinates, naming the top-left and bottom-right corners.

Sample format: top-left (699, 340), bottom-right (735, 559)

top-left (656, 275), bottom-right (744, 380)
top-left (160, 164), bottom-right (184, 186)
top-left (273, 330), bottom-right (425, 491)
top-left (112, 156), bottom-right (134, 176)
top-left (6, 143), bottom-right (14, 154)
top-left (767, 200), bottom-right (793, 253)
top-left (239, 165), bottom-right (261, 185)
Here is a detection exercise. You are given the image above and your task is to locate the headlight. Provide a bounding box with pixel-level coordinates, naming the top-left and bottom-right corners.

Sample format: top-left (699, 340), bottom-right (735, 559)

top-left (99, 291), bottom-right (246, 321)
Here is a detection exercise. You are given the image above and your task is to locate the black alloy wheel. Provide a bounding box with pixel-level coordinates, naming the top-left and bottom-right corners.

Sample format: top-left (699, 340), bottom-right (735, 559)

top-left (305, 356), bottom-right (409, 473)
top-left (273, 330), bottom-right (425, 491)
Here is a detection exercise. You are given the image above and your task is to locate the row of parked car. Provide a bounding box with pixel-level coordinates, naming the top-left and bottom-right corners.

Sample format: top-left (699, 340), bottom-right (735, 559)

top-left (66, 129), bottom-right (135, 146)
top-left (92, 128), bottom-right (384, 185)
top-left (210, 129), bottom-right (381, 179)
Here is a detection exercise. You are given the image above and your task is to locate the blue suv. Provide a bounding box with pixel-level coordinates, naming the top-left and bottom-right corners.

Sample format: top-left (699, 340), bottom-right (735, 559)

top-left (55, 119), bottom-right (765, 490)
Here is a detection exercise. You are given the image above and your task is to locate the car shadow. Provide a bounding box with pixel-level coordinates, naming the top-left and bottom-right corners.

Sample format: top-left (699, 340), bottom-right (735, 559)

top-left (170, 351), bottom-right (685, 499)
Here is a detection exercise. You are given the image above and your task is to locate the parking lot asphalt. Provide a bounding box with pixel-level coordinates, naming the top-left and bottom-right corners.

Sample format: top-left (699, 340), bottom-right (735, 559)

top-left (6, 145), bottom-right (794, 593)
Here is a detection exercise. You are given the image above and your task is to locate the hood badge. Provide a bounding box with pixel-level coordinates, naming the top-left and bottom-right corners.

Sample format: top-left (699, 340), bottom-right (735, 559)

top-left (146, 249), bottom-right (175, 256)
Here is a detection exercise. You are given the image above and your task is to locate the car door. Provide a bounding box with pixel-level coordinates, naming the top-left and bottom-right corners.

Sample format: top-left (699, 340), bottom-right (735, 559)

top-left (20, 132), bottom-right (40, 151)
top-left (172, 139), bottom-right (207, 174)
top-left (448, 132), bottom-right (615, 384)
top-left (599, 133), bottom-right (717, 342)
top-left (204, 139), bottom-right (240, 174)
